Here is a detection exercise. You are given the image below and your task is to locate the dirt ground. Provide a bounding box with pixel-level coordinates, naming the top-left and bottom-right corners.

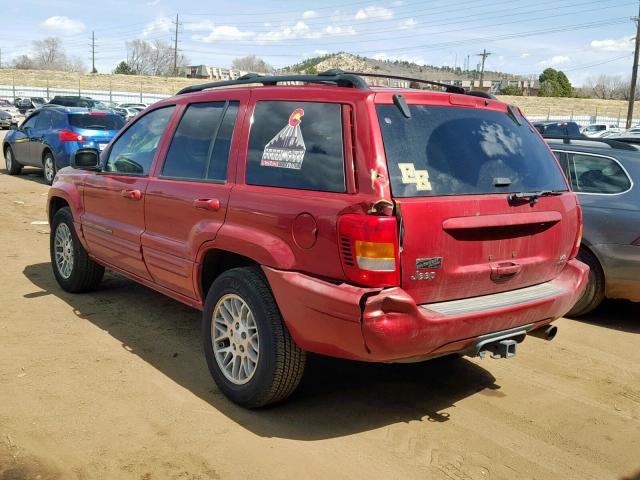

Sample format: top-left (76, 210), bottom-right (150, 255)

top-left (0, 132), bottom-right (639, 480)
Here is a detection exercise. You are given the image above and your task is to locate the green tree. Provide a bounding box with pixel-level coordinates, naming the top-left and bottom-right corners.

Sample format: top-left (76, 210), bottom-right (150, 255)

top-left (500, 85), bottom-right (523, 96)
top-left (113, 61), bottom-right (134, 75)
top-left (538, 68), bottom-right (572, 97)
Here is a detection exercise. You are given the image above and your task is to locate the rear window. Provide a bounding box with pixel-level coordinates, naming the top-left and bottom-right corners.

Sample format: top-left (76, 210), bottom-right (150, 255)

top-left (69, 114), bottom-right (125, 131)
top-left (377, 104), bottom-right (568, 197)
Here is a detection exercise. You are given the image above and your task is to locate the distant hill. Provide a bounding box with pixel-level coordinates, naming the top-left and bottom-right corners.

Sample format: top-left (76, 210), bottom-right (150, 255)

top-left (281, 52), bottom-right (525, 81)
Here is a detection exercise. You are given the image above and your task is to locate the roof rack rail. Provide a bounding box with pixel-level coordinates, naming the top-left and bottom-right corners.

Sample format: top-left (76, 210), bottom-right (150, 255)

top-left (176, 69), bottom-right (468, 95)
top-left (544, 135), bottom-right (638, 152)
top-left (176, 70), bottom-right (369, 95)
top-left (345, 71), bottom-right (465, 94)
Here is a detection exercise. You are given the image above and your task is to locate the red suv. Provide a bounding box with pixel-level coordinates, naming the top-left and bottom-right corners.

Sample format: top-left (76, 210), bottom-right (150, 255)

top-left (47, 71), bottom-right (589, 407)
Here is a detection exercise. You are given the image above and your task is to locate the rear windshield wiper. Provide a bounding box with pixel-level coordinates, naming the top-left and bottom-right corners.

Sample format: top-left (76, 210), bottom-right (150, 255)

top-left (508, 190), bottom-right (563, 206)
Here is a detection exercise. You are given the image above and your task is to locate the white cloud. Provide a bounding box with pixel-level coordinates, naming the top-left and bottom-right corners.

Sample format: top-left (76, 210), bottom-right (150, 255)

top-left (42, 16), bottom-right (85, 35)
top-left (398, 18), bottom-right (417, 29)
top-left (591, 36), bottom-right (634, 52)
top-left (255, 21), bottom-right (312, 42)
top-left (355, 6), bottom-right (394, 20)
top-left (184, 19), bottom-right (216, 31)
top-left (147, 0), bottom-right (160, 5)
top-left (537, 55), bottom-right (570, 67)
top-left (323, 25), bottom-right (356, 36)
top-left (392, 0), bottom-right (404, 5)
top-left (304, 49), bottom-right (329, 58)
top-left (193, 25), bottom-right (254, 42)
top-left (520, 53), bottom-right (531, 59)
top-left (142, 16), bottom-right (173, 36)
top-left (302, 10), bottom-right (318, 19)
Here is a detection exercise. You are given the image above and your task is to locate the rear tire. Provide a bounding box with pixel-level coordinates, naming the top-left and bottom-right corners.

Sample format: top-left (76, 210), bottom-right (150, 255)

top-left (50, 207), bottom-right (105, 293)
top-left (566, 248), bottom-right (605, 317)
top-left (43, 151), bottom-right (56, 185)
top-left (202, 267), bottom-right (306, 408)
top-left (4, 146), bottom-right (22, 175)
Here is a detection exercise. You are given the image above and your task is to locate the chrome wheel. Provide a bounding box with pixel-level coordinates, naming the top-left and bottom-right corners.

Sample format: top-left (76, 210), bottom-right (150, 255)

top-left (54, 223), bottom-right (74, 279)
top-left (212, 294), bottom-right (259, 385)
top-left (44, 156), bottom-right (55, 182)
top-left (5, 148), bottom-right (12, 171)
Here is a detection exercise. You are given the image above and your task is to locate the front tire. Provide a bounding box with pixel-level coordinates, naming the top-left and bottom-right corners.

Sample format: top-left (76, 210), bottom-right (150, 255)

top-left (566, 248), bottom-right (605, 317)
top-left (202, 267), bottom-right (306, 408)
top-left (43, 151), bottom-right (56, 185)
top-left (4, 146), bottom-right (22, 175)
top-left (50, 207), bottom-right (105, 292)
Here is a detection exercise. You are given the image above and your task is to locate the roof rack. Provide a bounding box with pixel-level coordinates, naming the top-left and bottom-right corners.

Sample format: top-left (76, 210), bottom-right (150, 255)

top-left (177, 70), bottom-right (369, 95)
top-left (544, 135), bottom-right (638, 152)
top-left (176, 69), bottom-right (466, 95)
top-left (344, 71), bottom-right (465, 94)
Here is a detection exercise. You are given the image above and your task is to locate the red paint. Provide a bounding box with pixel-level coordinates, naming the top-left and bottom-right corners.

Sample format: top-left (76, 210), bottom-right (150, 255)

top-left (48, 83), bottom-right (588, 363)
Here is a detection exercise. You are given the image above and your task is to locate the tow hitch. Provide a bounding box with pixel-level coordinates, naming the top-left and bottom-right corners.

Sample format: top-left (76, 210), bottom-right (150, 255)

top-left (465, 324), bottom-right (532, 359)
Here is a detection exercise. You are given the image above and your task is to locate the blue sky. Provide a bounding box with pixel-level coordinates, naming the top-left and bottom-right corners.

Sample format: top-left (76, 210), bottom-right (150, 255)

top-left (1, 0), bottom-right (638, 85)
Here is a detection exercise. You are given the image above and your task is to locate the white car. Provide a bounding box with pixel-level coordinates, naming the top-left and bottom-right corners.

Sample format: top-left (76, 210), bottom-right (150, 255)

top-left (581, 124), bottom-right (622, 138)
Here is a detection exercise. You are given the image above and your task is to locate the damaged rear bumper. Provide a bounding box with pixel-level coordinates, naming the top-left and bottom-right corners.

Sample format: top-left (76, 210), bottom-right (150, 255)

top-left (262, 259), bottom-right (589, 362)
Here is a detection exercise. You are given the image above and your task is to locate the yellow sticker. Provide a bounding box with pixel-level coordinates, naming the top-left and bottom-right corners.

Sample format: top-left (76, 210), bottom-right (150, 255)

top-left (398, 163), bottom-right (432, 191)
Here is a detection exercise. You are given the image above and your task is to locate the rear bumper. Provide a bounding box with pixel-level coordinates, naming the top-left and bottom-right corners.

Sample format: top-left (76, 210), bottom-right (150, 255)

top-left (263, 259), bottom-right (589, 362)
top-left (595, 243), bottom-right (640, 302)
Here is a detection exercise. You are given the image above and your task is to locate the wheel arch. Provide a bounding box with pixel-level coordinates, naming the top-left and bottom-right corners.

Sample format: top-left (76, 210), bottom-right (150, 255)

top-left (197, 249), bottom-right (260, 302)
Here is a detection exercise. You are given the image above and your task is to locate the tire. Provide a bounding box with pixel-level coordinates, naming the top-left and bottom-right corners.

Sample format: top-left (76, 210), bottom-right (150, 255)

top-left (43, 151), bottom-right (56, 185)
top-left (566, 248), bottom-right (605, 317)
top-left (4, 145), bottom-right (22, 175)
top-left (50, 207), bottom-right (105, 293)
top-left (202, 267), bottom-right (306, 408)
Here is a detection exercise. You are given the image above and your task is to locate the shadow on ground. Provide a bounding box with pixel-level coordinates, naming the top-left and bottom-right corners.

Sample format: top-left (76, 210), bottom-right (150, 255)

top-left (1, 165), bottom-right (48, 185)
top-left (23, 262), bottom-right (499, 441)
top-left (566, 299), bottom-right (640, 334)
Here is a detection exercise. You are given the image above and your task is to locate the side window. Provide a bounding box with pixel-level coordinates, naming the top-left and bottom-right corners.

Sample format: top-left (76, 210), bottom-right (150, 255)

top-left (105, 106), bottom-right (175, 175)
top-left (569, 153), bottom-right (631, 194)
top-left (34, 111), bottom-right (51, 130)
top-left (162, 101), bottom-right (238, 181)
top-left (246, 101), bottom-right (345, 192)
top-left (552, 151), bottom-right (571, 183)
top-left (22, 114), bottom-right (39, 129)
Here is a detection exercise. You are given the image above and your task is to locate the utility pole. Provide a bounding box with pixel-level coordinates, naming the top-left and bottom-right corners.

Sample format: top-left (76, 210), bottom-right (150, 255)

top-left (90, 31), bottom-right (97, 73)
top-left (476, 49), bottom-right (491, 91)
top-left (626, 2), bottom-right (640, 129)
top-left (172, 13), bottom-right (180, 76)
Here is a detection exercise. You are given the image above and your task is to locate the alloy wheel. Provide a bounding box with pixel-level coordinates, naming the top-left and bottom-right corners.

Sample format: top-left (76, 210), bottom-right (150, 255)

top-left (44, 156), bottom-right (55, 182)
top-left (54, 223), bottom-right (74, 279)
top-left (5, 149), bottom-right (12, 171)
top-left (212, 294), bottom-right (260, 385)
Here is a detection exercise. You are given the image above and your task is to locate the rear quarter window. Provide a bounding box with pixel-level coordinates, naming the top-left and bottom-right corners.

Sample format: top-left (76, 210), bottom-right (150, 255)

top-left (563, 152), bottom-right (632, 194)
top-left (377, 104), bottom-right (568, 197)
top-left (246, 101), bottom-right (345, 193)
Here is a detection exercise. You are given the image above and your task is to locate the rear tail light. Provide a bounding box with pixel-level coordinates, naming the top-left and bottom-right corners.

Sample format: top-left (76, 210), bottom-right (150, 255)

top-left (338, 214), bottom-right (399, 287)
top-left (59, 130), bottom-right (84, 142)
top-left (568, 204), bottom-right (583, 259)
top-left (89, 112), bottom-right (106, 116)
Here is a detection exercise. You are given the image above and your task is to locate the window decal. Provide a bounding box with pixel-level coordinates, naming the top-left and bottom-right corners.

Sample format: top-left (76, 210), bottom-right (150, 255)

top-left (261, 108), bottom-right (306, 169)
top-left (398, 163), bottom-right (432, 191)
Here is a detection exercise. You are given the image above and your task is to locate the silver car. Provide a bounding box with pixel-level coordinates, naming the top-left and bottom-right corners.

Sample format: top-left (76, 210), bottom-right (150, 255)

top-left (547, 137), bottom-right (640, 315)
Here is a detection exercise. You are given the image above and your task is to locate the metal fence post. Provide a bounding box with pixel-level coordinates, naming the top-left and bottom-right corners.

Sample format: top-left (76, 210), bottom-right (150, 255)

top-left (109, 81), bottom-right (112, 103)
top-left (139, 83), bottom-right (143, 103)
top-left (12, 75), bottom-right (15, 100)
top-left (547, 107), bottom-right (550, 121)
top-left (595, 107), bottom-right (598, 123)
top-left (78, 77), bottom-right (81, 96)
top-left (46, 79), bottom-right (49, 100)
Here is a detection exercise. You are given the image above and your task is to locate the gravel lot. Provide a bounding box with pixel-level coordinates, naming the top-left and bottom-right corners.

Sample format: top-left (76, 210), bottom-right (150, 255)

top-left (0, 130), bottom-right (639, 480)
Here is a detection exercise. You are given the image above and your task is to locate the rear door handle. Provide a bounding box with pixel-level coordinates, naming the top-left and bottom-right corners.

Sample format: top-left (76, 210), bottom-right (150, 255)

top-left (193, 198), bottom-right (221, 211)
top-left (121, 189), bottom-right (142, 200)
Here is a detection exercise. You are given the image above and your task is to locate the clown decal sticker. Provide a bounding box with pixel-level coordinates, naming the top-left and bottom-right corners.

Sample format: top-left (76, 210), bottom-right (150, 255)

top-left (261, 108), bottom-right (306, 169)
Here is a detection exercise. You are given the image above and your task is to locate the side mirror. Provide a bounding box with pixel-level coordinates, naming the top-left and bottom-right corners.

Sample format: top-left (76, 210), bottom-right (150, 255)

top-left (71, 148), bottom-right (101, 171)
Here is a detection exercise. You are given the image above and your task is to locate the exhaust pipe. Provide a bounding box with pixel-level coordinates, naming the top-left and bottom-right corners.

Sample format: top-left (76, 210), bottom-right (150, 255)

top-left (528, 325), bottom-right (558, 341)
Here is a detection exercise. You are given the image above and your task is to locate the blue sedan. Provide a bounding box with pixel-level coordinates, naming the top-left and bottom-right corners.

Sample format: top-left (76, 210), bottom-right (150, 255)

top-left (2, 106), bottom-right (125, 184)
